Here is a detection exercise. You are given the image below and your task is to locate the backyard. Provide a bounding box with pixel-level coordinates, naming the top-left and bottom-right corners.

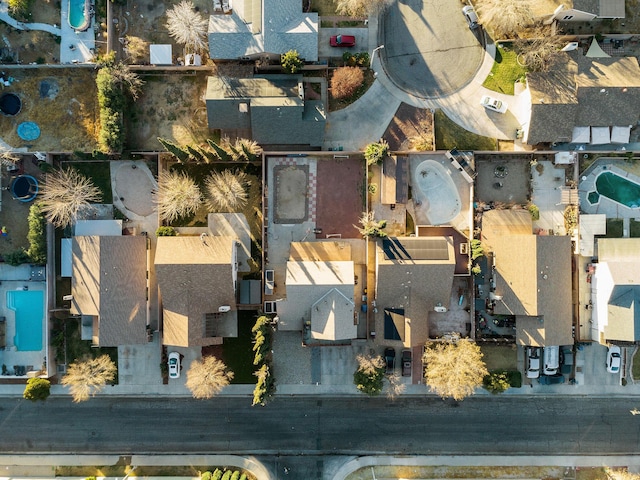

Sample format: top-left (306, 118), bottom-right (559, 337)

top-left (482, 43), bottom-right (527, 96)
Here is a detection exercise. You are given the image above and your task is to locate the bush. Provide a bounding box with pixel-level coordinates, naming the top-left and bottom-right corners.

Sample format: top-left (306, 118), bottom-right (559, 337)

top-left (281, 49), bottom-right (304, 73)
top-left (505, 370), bottom-right (522, 388)
top-left (23, 377), bottom-right (50, 401)
top-left (27, 204), bottom-right (47, 264)
top-left (471, 239), bottom-right (484, 260)
top-left (221, 471), bottom-right (232, 480)
top-left (155, 226), bottom-right (177, 236)
top-left (230, 472), bottom-right (240, 480)
top-left (8, 0), bottom-right (33, 19)
top-left (212, 469), bottom-right (223, 480)
top-left (5, 249), bottom-right (30, 266)
top-left (201, 472), bottom-right (212, 480)
top-left (364, 139), bottom-right (389, 166)
top-left (483, 371), bottom-right (510, 394)
top-left (253, 362), bottom-right (275, 406)
top-left (471, 263), bottom-right (482, 275)
top-left (331, 66), bottom-right (364, 99)
top-left (528, 203), bottom-right (540, 221)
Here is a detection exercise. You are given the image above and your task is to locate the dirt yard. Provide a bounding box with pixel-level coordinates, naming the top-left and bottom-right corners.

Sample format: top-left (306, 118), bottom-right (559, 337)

top-left (383, 103), bottom-right (434, 151)
top-left (0, 67), bottom-right (99, 152)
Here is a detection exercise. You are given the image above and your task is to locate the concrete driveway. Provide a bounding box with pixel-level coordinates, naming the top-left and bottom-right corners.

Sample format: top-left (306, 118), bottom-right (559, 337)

top-left (318, 28), bottom-right (369, 58)
top-left (381, 0), bottom-right (484, 98)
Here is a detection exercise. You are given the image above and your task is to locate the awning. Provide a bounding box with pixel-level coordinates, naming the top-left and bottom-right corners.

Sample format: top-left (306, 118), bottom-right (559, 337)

top-left (150, 44), bottom-right (173, 65)
top-left (591, 126), bottom-right (611, 145)
top-left (571, 126), bottom-right (590, 143)
top-left (611, 125), bottom-right (631, 144)
top-left (555, 152), bottom-right (577, 164)
top-left (586, 38), bottom-right (611, 58)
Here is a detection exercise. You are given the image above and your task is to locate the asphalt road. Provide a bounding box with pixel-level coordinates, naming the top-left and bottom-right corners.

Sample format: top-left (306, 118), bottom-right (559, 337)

top-left (0, 396), bottom-right (639, 456)
top-left (381, 0), bottom-right (484, 98)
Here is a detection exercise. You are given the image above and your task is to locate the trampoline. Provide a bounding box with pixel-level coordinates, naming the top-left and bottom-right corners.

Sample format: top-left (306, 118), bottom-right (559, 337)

top-left (0, 93), bottom-right (21, 116)
top-left (17, 122), bottom-right (40, 141)
top-left (11, 175), bottom-right (38, 202)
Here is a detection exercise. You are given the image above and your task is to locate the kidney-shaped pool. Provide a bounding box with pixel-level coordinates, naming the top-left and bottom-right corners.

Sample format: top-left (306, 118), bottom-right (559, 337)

top-left (412, 160), bottom-right (461, 225)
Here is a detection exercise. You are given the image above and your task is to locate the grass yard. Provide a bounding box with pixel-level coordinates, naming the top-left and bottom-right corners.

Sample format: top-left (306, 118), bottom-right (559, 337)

top-left (605, 218), bottom-right (624, 238)
top-left (482, 44), bottom-right (527, 96)
top-left (434, 110), bottom-right (497, 151)
top-left (222, 310), bottom-right (259, 384)
top-left (480, 345), bottom-right (517, 371)
top-left (65, 161), bottom-right (113, 204)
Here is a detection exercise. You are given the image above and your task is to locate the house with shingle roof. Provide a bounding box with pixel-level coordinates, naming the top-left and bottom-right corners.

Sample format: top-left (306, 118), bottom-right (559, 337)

top-left (592, 238), bottom-right (640, 345)
top-left (70, 235), bottom-right (148, 347)
top-left (492, 235), bottom-right (573, 347)
top-left (375, 237), bottom-right (456, 347)
top-left (208, 0), bottom-right (318, 61)
top-left (205, 74), bottom-right (325, 148)
top-left (154, 235), bottom-right (238, 347)
top-left (524, 51), bottom-right (640, 146)
top-left (550, 0), bottom-right (625, 22)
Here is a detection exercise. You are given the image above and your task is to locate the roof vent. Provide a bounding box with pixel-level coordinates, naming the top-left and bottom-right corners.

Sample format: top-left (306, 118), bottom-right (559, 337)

top-left (218, 305), bottom-right (231, 313)
top-left (239, 103), bottom-right (248, 113)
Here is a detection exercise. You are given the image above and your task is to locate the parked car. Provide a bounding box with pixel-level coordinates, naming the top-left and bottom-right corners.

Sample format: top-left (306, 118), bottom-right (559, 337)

top-left (480, 95), bottom-right (508, 113)
top-left (539, 374), bottom-right (565, 385)
top-left (607, 345), bottom-right (621, 373)
top-left (462, 5), bottom-right (480, 29)
top-left (543, 346), bottom-right (560, 375)
top-left (168, 352), bottom-right (180, 379)
top-left (402, 349), bottom-right (412, 377)
top-left (384, 347), bottom-right (396, 374)
top-left (526, 347), bottom-right (541, 379)
top-left (330, 34), bottom-right (356, 47)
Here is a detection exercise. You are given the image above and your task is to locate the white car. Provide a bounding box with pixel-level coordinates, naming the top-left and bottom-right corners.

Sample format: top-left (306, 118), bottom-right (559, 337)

top-left (480, 95), bottom-right (508, 114)
top-left (606, 345), bottom-right (621, 373)
top-left (462, 5), bottom-right (480, 30)
top-left (526, 347), bottom-right (541, 379)
top-left (168, 352), bottom-right (181, 379)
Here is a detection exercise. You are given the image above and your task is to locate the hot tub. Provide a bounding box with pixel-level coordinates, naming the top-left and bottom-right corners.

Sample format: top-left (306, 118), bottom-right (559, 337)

top-left (11, 175), bottom-right (39, 202)
top-left (412, 160), bottom-right (461, 225)
top-left (0, 93), bottom-right (21, 116)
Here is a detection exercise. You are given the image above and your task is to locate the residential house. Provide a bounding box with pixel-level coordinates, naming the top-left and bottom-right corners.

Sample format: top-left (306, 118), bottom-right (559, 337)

top-left (592, 238), bottom-right (640, 345)
top-left (155, 235), bottom-right (238, 347)
top-left (205, 75), bottom-right (325, 148)
top-left (492, 235), bottom-right (573, 347)
top-left (70, 235), bottom-right (148, 347)
top-left (550, 0), bottom-right (625, 22)
top-left (525, 51), bottom-right (640, 145)
top-left (375, 237), bottom-right (456, 347)
top-left (208, 0), bottom-right (318, 61)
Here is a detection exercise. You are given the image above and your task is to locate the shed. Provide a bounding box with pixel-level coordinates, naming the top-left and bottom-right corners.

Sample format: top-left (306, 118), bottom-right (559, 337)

top-left (150, 44), bottom-right (173, 65)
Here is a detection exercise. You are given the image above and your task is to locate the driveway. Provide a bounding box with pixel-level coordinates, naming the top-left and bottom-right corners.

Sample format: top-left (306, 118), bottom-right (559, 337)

top-left (381, 0), bottom-right (484, 98)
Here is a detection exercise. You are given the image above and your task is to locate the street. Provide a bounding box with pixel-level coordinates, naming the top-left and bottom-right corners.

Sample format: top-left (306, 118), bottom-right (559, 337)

top-left (0, 396), bottom-right (638, 455)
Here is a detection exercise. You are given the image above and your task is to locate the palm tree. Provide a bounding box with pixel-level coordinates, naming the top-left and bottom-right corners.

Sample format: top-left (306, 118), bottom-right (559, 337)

top-left (154, 170), bottom-right (202, 223)
top-left (185, 356), bottom-right (234, 399)
top-left (38, 167), bottom-right (102, 228)
top-left (205, 169), bottom-right (250, 212)
top-left (165, 0), bottom-right (209, 54)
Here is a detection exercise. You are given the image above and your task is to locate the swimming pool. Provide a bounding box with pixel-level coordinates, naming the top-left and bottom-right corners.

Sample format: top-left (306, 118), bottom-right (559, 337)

top-left (68, 0), bottom-right (90, 31)
top-left (6, 290), bottom-right (44, 351)
top-left (412, 160), bottom-right (461, 225)
top-left (594, 171), bottom-right (640, 208)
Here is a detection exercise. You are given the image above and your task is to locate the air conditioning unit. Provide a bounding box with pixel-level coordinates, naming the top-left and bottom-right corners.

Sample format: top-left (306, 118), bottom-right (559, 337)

top-left (57, 364), bottom-right (66, 374)
top-left (434, 305), bottom-right (447, 313)
top-left (218, 305), bottom-right (231, 313)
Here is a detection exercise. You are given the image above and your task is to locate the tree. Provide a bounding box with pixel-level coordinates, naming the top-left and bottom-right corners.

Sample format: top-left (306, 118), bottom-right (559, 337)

top-left (364, 139), bottom-right (389, 166)
top-left (470, 239), bottom-right (484, 260)
top-left (205, 170), bottom-right (250, 212)
top-left (0, 145), bottom-right (20, 169)
top-left (353, 353), bottom-right (385, 396)
top-left (334, 0), bottom-right (393, 17)
top-left (185, 356), bottom-right (234, 399)
top-left (38, 167), bottom-right (102, 228)
top-left (281, 50), bottom-right (304, 74)
top-left (252, 362), bottom-right (275, 406)
top-left (154, 170), bottom-right (202, 223)
top-left (23, 378), bottom-right (50, 402)
top-left (354, 211), bottom-right (387, 238)
top-left (475, 0), bottom-right (534, 38)
top-left (8, 0), bottom-right (33, 19)
top-left (483, 371), bottom-right (510, 394)
top-left (158, 137), bottom-right (191, 163)
top-left (515, 34), bottom-right (564, 72)
top-left (423, 337), bottom-right (488, 401)
top-left (124, 35), bottom-right (149, 64)
top-left (331, 66), bottom-right (364, 99)
top-left (165, 0), bottom-right (209, 54)
top-left (61, 355), bottom-right (117, 402)
top-left (386, 372), bottom-right (406, 400)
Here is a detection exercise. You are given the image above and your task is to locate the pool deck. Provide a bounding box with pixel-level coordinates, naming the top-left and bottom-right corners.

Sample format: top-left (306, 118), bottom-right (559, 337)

top-left (579, 158), bottom-right (640, 220)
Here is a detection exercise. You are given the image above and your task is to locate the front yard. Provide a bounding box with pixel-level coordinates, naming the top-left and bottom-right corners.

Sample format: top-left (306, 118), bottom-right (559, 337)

top-left (435, 110), bottom-right (497, 151)
top-left (482, 43), bottom-right (527, 96)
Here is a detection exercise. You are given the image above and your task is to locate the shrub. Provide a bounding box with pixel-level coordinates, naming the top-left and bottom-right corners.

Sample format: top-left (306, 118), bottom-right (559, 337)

top-left (281, 49), bottom-right (304, 73)
top-left (353, 354), bottom-right (385, 396)
top-left (505, 370), bottom-right (522, 388)
top-left (201, 472), bottom-right (212, 480)
top-left (27, 204), bottom-right (47, 264)
top-left (8, 0), bottom-right (33, 19)
top-left (364, 139), bottom-right (389, 166)
top-left (471, 263), bottom-right (482, 275)
top-left (23, 377), bottom-right (50, 401)
top-left (331, 66), bottom-right (364, 99)
top-left (253, 362), bottom-right (275, 406)
top-left (212, 469), bottom-right (223, 480)
top-left (470, 239), bottom-right (484, 260)
top-left (483, 371), bottom-right (510, 394)
top-left (528, 203), bottom-right (540, 221)
top-left (155, 226), bottom-right (177, 236)
top-left (221, 470), bottom-right (232, 480)
top-left (230, 472), bottom-right (240, 480)
top-left (5, 249), bottom-right (30, 266)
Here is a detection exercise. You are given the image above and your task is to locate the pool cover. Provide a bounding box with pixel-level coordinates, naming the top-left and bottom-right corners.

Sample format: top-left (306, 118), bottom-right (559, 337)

top-left (17, 121), bottom-right (40, 141)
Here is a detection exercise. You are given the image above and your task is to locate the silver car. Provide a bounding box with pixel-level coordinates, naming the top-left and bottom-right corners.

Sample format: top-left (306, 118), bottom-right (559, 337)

top-left (526, 347), bottom-right (541, 379)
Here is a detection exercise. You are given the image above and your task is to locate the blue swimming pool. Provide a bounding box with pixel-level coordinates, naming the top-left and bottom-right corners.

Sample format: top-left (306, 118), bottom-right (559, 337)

top-left (6, 290), bottom-right (43, 351)
top-left (68, 0), bottom-right (90, 31)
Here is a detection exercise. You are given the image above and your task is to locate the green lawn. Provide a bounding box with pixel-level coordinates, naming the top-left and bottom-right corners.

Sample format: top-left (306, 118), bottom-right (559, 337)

top-left (482, 43), bottom-right (527, 96)
top-left (605, 218), bottom-right (624, 238)
top-left (222, 310), bottom-right (258, 384)
top-left (633, 349), bottom-right (640, 381)
top-left (67, 161), bottom-right (113, 204)
top-left (480, 345), bottom-right (517, 371)
top-left (434, 110), bottom-right (497, 151)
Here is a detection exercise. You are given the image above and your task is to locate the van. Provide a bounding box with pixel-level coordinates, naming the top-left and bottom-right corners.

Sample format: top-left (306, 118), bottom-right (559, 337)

top-left (543, 346), bottom-right (560, 375)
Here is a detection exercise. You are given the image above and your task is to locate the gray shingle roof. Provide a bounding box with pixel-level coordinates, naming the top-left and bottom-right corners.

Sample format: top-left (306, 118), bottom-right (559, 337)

top-left (208, 0), bottom-right (318, 61)
top-left (573, 0), bottom-right (625, 17)
top-left (70, 236), bottom-right (148, 347)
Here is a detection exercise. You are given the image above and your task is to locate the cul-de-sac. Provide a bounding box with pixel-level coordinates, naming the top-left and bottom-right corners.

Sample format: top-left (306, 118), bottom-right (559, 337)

top-left (0, 0), bottom-right (640, 478)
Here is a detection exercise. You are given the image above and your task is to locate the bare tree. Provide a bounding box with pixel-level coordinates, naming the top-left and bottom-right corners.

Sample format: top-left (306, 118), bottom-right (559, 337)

top-left (38, 167), bottom-right (102, 228)
top-left (165, 0), bottom-right (209, 54)
top-left (334, 0), bottom-right (393, 17)
top-left (154, 170), bottom-right (202, 223)
top-left (422, 336), bottom-right (488, 401)
top-left (205, 170), bottom-right (250, 212)
top-left (124, 35), bottom-right (149, 64)
top-left (0, 146), bottom-right (20, 169)
top-left (185, 356), bottom-right (234, 399)
top-left (60, 355), bottom-right (117, 402)
top-left (515, 29), bottom-right (565, 72)
top-left (108, 62), bottom-right (144, 100)
top-left (354, 211), bottom-right (387, 238)
top-left (385, 372), bottom-right (406, 400)
top-left (475, 0), bottom-right (535, 38)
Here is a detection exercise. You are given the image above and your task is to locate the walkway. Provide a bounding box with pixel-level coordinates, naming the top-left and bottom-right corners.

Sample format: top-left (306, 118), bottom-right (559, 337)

top-left (0, 3), bottom-right (61, 36)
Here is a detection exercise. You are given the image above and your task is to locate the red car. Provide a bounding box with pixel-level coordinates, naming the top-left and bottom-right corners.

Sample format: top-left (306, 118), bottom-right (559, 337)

top-left (330, 34), bottom-right (356, 47)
